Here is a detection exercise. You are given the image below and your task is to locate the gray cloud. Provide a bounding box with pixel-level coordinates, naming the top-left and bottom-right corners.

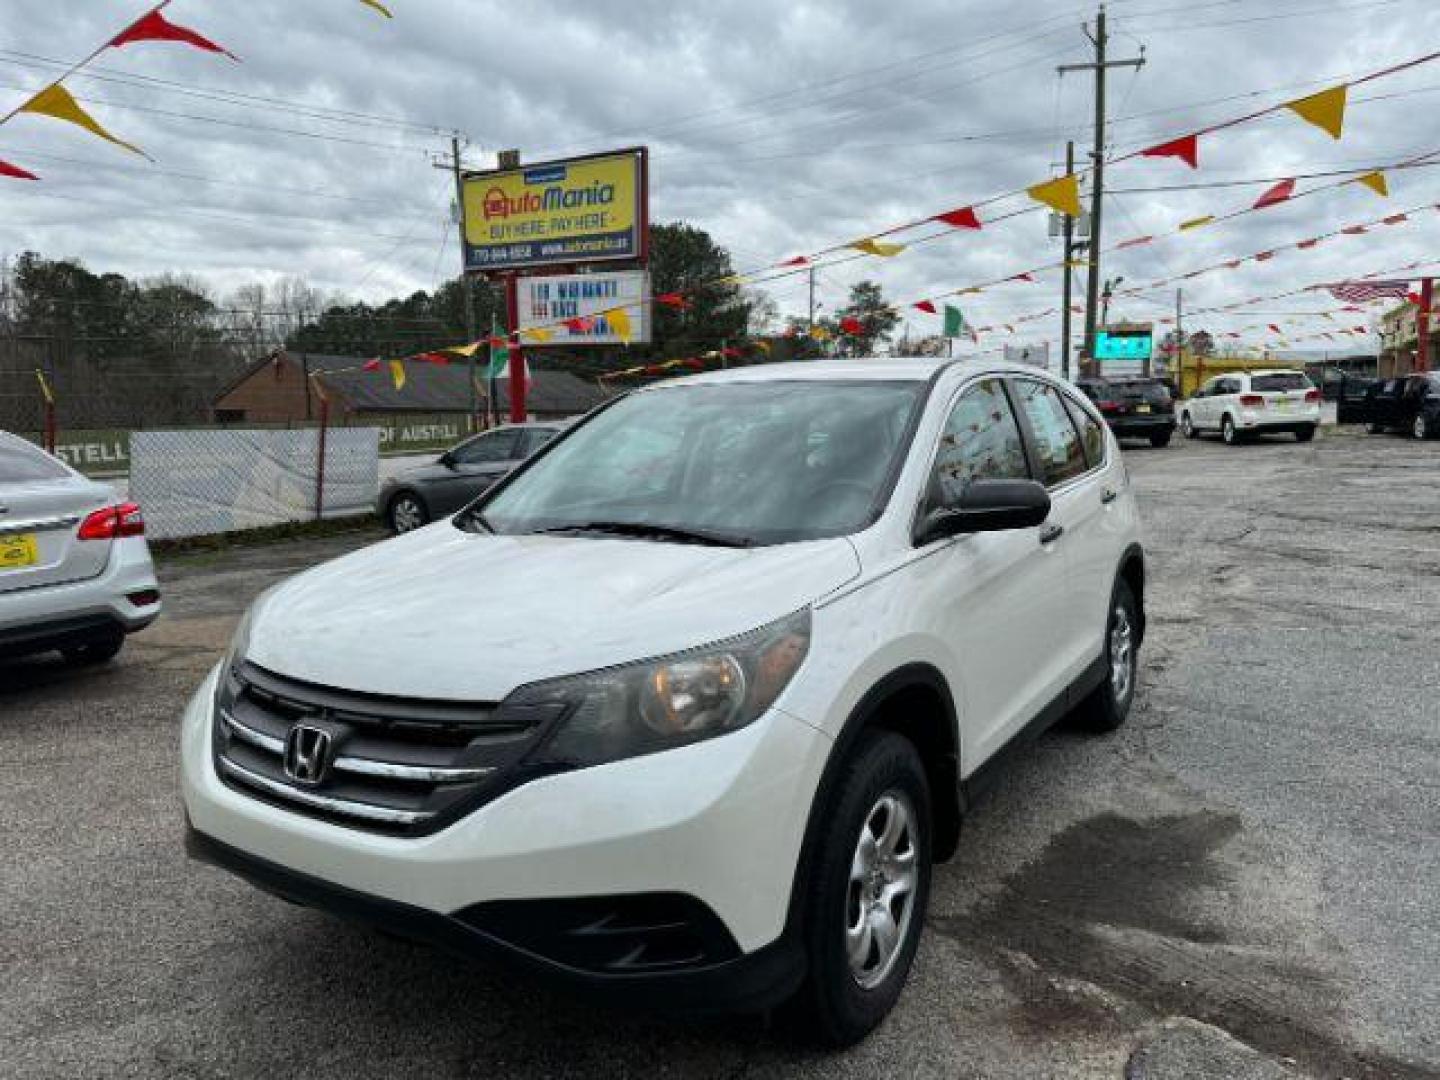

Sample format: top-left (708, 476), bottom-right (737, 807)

top-left (2, 0), bottom-right (1438, 353)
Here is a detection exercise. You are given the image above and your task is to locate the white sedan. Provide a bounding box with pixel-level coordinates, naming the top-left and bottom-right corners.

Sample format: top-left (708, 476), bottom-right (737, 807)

top-left (1180, 370), bottom-right (1322, 444)
top-left (0, 431), bottom-right (161, 664)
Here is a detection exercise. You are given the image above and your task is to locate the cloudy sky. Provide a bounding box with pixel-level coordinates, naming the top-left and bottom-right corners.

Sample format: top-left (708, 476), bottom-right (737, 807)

top-left (2, 0), bottom-right (1439, 357)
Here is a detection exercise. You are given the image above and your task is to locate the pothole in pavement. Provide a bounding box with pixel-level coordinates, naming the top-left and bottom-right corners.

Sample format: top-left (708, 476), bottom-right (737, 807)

top-left (929, 812), bottom-right (1440, 1080)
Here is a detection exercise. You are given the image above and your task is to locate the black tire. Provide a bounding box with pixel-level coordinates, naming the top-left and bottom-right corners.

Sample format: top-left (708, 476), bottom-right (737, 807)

top-left (60, 632), bottom-right (124, 666)
top-left (1295, 424), bottom-right (1316, 443)
top-left (1221, 415), bottom-right (1240, 445)
top-left (785, 730), bottom-right (932, 1047)
top-left (387, 491), bottom-right (429, 534)
top-left (1072, 579), bottom-right (1139, 734)
top-left (1149, 430), bottom-right (1173, 448)
top-left (1367, 422), bottom-right (1386, 435)
top-left (1180, 412), bottom-right (1198, 440)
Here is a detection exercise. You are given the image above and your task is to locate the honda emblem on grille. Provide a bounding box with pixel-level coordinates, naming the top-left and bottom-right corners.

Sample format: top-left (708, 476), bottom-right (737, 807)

top-left (283, 724), bottom-right (334, 785)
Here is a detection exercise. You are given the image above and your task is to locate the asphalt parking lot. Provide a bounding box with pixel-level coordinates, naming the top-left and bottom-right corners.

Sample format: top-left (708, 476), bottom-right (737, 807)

top-left (3, 427), bottom-right (1437, 1080)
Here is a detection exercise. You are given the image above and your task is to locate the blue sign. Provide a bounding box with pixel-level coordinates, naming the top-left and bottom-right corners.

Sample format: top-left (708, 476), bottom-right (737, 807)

top-left (1095, 331), bottom-right (1153, 360)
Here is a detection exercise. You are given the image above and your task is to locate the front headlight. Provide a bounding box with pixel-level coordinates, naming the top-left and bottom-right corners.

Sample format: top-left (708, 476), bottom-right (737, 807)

top-left (505, 608), bottom-right (811, 770)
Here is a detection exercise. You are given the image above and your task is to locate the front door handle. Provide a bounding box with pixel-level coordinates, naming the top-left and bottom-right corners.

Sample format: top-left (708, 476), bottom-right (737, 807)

top-left (1040, 524), bottom-right (1065, 545)
top-left (1101, 488), bottom-right (1118, 505)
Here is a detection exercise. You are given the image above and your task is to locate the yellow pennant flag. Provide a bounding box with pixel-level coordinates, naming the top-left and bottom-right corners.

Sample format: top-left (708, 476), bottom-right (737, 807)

top-left (849, 238), bottom-right (906, 257)
top-left (810, 325), bottom-right (831, 341)
top-left (449, 341), bottom-right (482, 357)
top-left (1286, 85), bottom-right (1347, 140)
top-left (521, 328), bottom-right (552, 343)
top-left (359, 0), bottom-right (394, 16)
top-left (715, 274), bottom-right (748, 287)
top-left (606, 307), bottom-right (632, 344)
top-left (1027, 174), bottom-right (1081, 218)
top-left (34, 369), bottom-right (54, 405)
top-left (753, 340), bottom-right (772, 354)
top-left (1180, 215), bottom-right (1215, 231)
top-left (1355, 170), bottom-right (1388, 197)
top-left (389, 360), bottom-right (406, 390)
top-left (1065, 259), bottom-right (1091, 270)
top-left (20, 83), bottom-right (147, 158)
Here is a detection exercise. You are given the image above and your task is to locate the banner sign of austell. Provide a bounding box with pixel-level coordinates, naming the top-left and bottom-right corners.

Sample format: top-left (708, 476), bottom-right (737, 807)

top-left (462, 148), bottom-right (647, 272)
top-left (517, 271), bottom-right (651, 346)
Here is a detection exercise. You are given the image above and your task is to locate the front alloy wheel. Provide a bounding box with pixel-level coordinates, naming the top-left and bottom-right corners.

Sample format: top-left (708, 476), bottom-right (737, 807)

top-left (846, 792), bottom-right (919, 990)
top-left (1074, 577), bottom-right (1139, 733)
top-left (786, 730), bottom-right (931, 1047)
top-left (388, 493), bottom-right (428, 534)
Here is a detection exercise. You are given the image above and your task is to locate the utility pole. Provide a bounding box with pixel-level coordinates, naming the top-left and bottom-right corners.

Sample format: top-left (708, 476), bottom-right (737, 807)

top-left (449, 134), bottom-right (480, 429)
top-left (1059, 4), bottom-right (1144, 376)
top-left (1060, 140), bottom-right (1076, 381)
top-left (1173, 287), bottom-right (1183, 385)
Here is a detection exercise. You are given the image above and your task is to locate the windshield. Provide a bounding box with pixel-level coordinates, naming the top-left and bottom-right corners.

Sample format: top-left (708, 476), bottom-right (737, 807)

top-left (469, 379), bottom-right (927, 546)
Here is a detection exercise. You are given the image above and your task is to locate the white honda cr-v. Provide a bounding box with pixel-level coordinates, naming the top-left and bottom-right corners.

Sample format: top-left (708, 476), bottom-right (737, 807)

top-left (181, 358), bottom-right (1145, 1045)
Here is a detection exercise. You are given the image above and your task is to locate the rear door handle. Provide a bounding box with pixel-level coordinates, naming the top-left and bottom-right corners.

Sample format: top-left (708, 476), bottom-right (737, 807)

top-left (1101, 488), bottom-right (1118, 505)
top-left (1040, 524), bottom-right (1065, 545)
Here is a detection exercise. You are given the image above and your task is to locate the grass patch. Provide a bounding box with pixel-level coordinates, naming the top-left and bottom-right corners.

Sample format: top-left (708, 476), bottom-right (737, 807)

top-left (152, 514), bottom-right (384, 560)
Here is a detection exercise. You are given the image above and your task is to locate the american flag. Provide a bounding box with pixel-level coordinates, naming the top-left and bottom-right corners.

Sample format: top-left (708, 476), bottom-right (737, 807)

top-left (1324, 280), bottom-right (1413, 303)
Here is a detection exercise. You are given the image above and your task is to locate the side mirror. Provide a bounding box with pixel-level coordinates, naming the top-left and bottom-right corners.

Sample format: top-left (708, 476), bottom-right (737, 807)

top-left (438, 450), bottom-right (458, 469)
top-left (914, 479), bottom-right (1051, 546)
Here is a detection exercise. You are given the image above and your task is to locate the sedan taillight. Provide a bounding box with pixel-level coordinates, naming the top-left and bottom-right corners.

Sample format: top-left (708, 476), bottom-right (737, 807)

top-left (78, 502), bottom-right (145, 540)
top-left (1304, 389), bottom-right (1321, 403)
top-left (1239, 394), bottom-right (1266, 409)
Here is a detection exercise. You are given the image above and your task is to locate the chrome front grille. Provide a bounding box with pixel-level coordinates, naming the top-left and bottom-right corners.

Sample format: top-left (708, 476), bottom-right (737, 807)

top-left (213, 661), bottom-right (556, 836)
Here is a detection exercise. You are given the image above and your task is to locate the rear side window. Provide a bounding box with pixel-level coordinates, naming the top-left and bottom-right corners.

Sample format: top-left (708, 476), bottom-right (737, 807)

top-left (0, 437), bottom-right (69, 482)
top-left (1014, 380), bottom-right (1088, 487)
top-left (454, 429), bottom-right (521, 464)
top-left (1061, 393), bottom-right (1107, 468)
top-left (1251, 373), bottom-right (1311, 392)
top-left (929, 379), bottom-right (1030, 507)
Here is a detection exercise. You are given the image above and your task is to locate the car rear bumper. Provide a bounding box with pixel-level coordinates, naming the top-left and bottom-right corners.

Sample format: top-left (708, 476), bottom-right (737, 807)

top-left (0, 535), bottom-right (159, 656)
top-left (1105, 415), bottom-right (1176, 436)
top-left (1236, 410), bottom-right (1321, 432)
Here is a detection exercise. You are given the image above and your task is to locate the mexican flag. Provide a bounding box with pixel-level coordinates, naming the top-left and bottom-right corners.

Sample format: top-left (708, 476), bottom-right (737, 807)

top-left (943, 305), bottom-right (965, 337)
top-left (484, 347), bottom-right (533, 389)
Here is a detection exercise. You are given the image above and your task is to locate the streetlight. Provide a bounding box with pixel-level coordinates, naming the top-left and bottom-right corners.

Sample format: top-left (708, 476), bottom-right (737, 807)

top-left (1101, 276), bottom-right (1124, 327)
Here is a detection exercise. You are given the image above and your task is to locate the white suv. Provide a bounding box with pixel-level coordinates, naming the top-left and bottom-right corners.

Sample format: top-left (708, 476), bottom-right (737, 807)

top-left (1179, 369), bottom-right (1321, 444)
top-left (181, 359), bottom-right (1145, 1045)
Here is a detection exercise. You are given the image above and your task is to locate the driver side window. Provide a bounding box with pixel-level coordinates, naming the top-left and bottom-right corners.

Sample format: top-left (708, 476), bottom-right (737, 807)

top-left (454, 429), bottom-right (520, 465)
top-left (929, 379), bottom-right (1030, 509)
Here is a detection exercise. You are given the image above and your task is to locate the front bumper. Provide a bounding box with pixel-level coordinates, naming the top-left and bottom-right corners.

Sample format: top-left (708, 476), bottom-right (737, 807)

top-left (0, 535), bottom-right (160, 655)
top-left (180, 664), bottom-right (831, 998)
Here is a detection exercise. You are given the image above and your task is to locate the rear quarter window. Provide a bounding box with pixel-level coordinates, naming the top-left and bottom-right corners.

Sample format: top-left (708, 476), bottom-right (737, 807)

top-left (0, 437), bottom-right (70, 483)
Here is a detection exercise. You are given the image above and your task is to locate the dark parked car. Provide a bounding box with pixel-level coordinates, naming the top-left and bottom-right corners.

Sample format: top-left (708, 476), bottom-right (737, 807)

top-left (1361, 374), bottom-right (1440, 440)
top-left (1076, 376), bottom-right (1176, 447)
top-left (377, 423), bottom-right (563, 533)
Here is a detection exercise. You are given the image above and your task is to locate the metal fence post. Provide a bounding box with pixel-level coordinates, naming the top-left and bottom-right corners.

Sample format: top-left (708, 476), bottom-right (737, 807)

top-left (312, 375), bottom-right (329, 521)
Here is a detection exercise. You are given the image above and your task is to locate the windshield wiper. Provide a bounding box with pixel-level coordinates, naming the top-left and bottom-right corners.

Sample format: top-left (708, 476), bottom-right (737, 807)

top-left (530, 520), bottom-right (752, 547)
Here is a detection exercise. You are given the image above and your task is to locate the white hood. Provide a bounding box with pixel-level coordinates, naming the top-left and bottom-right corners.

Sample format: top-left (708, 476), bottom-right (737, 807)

top-left (244, 523), bottom-right (860, 700)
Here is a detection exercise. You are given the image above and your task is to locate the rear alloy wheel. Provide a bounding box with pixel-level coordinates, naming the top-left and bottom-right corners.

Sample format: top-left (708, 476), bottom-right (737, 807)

top-left (786, 730), bottom-right (931, 1047)
top-left (1415, 414), bottom-right (1432, 441)
top-left (1295, 425), bottom-right (1317, 443)
top-left (387, 492), bottom-right (428, 534)
top-left (1073, 579), bottom-right (1139, 734)
top-left (1180, 413), bottom-right (1198, 439)
top-left (1221, 415), bottom-right (1240, 445)
top-left (60, 632), bottom-right (124, 666)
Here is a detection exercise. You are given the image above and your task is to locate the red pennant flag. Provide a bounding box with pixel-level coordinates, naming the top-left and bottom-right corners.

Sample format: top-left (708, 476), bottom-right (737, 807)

top-left (1382, 214), bottom-right (1409, 225)
top-left (933, 206), bottom-right (982, 230)
top-left (1341, 305), bottom-right (1364, 312)
top-left (1255, 251), bottom-right (1276, 262)
top-left (839, 317), bottom-right (866, 335)
top-left (1225, 260), bottom-right (1243, 269)
top-left (1142, 133), bottom-right (1199, 169)
top-left (780, 255), bottom-right (809, 267)
top-left (486, 335), bottom-right (508, 348)
top-left (1, 157), bottom-right (39, 180)
top-left (1009, 272), bottom-right (1035, 283)
top-left (1268, 324), bottom-right (1283, 334)
top-left (1342, 225), bottom-right (1368, 235)
top-left (1353, 325), bottom-right (1368, 333)
top-left (110, 10), bottom-right (239, 60)
top-left (362, 359), bottom-right (381, 372)
top-left (416, 351), bottom-right (451, 365)
top-left (684, 358), bottom-right (706, 370)
top-left (564, 317), bottom-right (596, 333)
top-left (1297, 239), bottom-right (1320, 249)
top-left (1253, 178), bottom-right (1296, 210)
top-left (1117, 236), bottom-right (1153, 250)
top-left (913, 300), bottom-right (937, 314)
top-left (655, 292), bottom-right (690, 309)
